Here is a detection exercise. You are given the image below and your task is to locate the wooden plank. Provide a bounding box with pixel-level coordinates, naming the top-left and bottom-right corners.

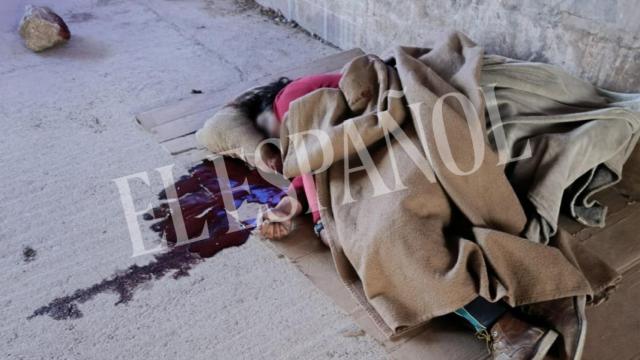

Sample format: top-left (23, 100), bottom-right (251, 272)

top-left (581, 206), bottom-right (640, 273)
top-left (583, 263), bottom-right (640, 360)
top-left (572, 192), bottom-right (640, 273)
top-left (135, 48), bottom-right (365, 131)
top-left (171, 148), bottom-right (211, 168)
top-left (265, 216), bottom-right (327, 261)
top-left (151, 107), bottom-right (219, 143)
top-left (162, 133), bottom-right (198, 155)
top-left (263, 217), bottom-right (363, 315)
top-left (557, 186), bottom-right (640, 273)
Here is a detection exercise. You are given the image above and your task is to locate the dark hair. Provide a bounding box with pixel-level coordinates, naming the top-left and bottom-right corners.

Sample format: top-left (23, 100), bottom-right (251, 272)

top-left (229, 77), bottom-right (291, 120)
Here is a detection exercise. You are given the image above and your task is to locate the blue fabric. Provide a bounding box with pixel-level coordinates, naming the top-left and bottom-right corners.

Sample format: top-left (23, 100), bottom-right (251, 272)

top-left (313, 220), bottom-right (324, 236)
top-left (454, 297), bottom-right (508, 332)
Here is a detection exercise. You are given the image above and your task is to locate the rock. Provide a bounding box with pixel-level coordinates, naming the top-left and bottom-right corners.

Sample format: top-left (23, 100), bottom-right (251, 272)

top-left (22, 246), bottom-right (37, 262)
top-left (19, 5), bottom-right (70, 52)
top-left (339, 324), bottom-right (365, 338)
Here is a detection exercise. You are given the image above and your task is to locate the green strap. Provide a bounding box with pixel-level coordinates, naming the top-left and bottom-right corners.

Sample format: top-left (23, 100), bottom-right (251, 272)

top-left (454, 307), bottom-right (487, 333)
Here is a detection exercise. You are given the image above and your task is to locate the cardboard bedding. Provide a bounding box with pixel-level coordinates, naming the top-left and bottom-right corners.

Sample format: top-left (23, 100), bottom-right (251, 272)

top-left (270, 32), bottom-right (640, 344)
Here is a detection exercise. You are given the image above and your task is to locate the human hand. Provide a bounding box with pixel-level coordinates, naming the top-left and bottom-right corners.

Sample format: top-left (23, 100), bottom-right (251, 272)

top-left (257, 205), bottom-right (294, 240)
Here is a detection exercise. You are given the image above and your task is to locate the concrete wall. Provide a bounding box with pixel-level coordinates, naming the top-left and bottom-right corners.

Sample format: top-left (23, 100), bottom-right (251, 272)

top-left (256, 0), bottom-right (640, 91)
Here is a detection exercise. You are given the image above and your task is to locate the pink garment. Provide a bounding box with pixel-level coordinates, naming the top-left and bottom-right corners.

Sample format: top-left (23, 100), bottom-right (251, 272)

top-left (273, 73), bottom-right (342, 122)
top-left (274, 73), bottom-right (342, 222)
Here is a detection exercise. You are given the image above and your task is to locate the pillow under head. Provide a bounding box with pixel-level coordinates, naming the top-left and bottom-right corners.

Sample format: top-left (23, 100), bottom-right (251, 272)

top-left (195, 105), bottom-right (267, 166)
top-left (196, 78), bottom-right (291, 167)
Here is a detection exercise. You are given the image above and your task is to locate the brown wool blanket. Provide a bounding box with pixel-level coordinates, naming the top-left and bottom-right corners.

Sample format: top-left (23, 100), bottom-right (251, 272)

top-left (278, 32), bottom-right (639, 338)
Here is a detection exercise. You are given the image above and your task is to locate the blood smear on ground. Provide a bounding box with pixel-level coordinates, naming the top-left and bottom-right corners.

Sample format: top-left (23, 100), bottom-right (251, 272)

top-left (147, 158), bottom-right (285, 257)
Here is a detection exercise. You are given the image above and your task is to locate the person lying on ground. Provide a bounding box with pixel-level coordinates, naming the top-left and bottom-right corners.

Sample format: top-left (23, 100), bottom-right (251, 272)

top-left (227, 74), bottom-right (336, 240)
top-left (225, 74), bottom-right (574, 360)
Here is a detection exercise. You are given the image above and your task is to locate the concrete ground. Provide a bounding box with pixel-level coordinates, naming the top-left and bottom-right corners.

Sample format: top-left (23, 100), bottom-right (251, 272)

top-left (0, 0), bottom-right (385, 358)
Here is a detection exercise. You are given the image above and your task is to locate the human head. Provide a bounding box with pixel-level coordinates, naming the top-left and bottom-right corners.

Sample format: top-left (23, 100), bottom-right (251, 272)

top-left (229, 77), bottom-right (291, 138)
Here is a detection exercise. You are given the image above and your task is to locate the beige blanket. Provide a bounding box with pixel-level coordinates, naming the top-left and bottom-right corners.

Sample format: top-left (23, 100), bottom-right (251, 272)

top-left (481, 55), bottom-right (640, 242)
top-left (279, 32), bottom-right (638, 338)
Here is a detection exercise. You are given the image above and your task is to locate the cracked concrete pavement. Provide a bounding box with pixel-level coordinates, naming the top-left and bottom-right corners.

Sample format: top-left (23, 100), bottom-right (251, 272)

top-left (0, 0), bottom-right (385, 358)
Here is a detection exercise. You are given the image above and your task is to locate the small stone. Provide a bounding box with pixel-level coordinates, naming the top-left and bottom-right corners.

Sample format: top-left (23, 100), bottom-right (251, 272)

top-left (339, 324), bottom-right (365, 338)
top-left (19, 5), bottom-right (71, 52)
top-left (22, 246), bottom-right (37, 262)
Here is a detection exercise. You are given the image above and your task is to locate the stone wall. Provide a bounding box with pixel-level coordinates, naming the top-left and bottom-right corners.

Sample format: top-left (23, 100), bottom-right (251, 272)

top-left (256, 0), bottom-right (640, 91)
